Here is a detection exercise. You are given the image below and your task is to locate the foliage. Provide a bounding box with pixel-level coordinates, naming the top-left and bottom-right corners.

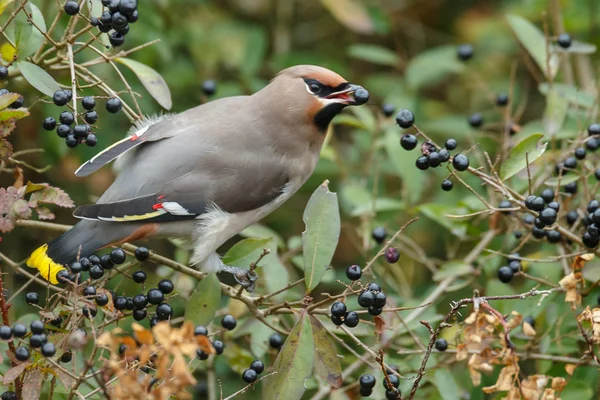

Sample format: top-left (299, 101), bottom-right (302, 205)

top-left (0, 1), bottom-right (600, 400)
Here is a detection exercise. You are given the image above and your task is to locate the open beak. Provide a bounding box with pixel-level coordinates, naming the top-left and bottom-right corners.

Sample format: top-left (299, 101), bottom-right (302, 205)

top-left (325, 84), bottom-right (368, 105)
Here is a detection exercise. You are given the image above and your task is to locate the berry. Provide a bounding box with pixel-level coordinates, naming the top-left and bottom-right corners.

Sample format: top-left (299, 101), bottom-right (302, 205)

top-left (415, 156), bottom-right (429, 170)
top-left (110, 248), bottom-right (126, 264)
top-left (26, 292), bottom-right (39, 305)
top-left (119, 0), bottom-right (137, 15)
top-left (221, 314), bottom-right (237, 330)
top-left (360, 374), bottom-right (376, 389)
top-left (588, 123), bottom-right (600, 136)
top-left (12, 323), bottom-right (26, 338)
top-left (269, 333), bottom-right (284, 349)
top-left (85, 133), bottom-right (98, 147)
top-left (539, 207), bottom-right (557, 225)
top-left (565, 181), bottom-right (577, 194)
top-left (385, 389), bottom-right (399, 399)
top-left (0, 325), bottom-right (12, 340)
top-left (133, 309), bottom-right (147, 321)
top-left (41, 342), bottom-right (56, 357)
top-left (395, 109), bottom-right (415, 129)
top-left (358, 291), bottom-right (376, 307)
top-left (564, 156), bottom-right (577, 169)
top-left (587, 138), bottom-right (599, 151)
top-left (331, 314), bottom-right (344, 326)
top-left (457, 44), bottom-right (473, 61)
top-left (382, 103), bottom-right (395, 117)
top-left (212, 340), bottom-right (225, 355)
top-left (383, 374), bottom-right (399, 390)
top-left (468, 113), bottom-right (483, 128)
top-left (523, 214), bottom-right (535, 225)
top-left (82, 306), bottom-right (97, 318)
top-left (540, 188), bottom-right (554, 203)
top-left (344, 311), bottom-right (359, 327)
top-left (30, 334), bottom-right (44, 348)
top-left (106, 97), bottom-right (123, 113)
top-left (194, 326), bottom-right (208, 336)
top-left (368, 306), bottom-right (383, 316)
top-left (56, 124), bottom-right (71, 138)
top-left (368, 283), bottom-right (381, 292)
top-left (452, 154), bottom-right (469, 171)
top-left (582, 232), bottom-right (599, 248)
top-left (156, 303), bottom-right (173, 320)
top-left (125, 297), bottom-right (134, 310)
top-left (95, 293), bottom-right (109, 306)
top-left (360, 387), bottom-right (373, 397)
top-left (374, 292), bottom-right (387, 308)
top-left (83, 286), bottom-right (97, 296)
top-left (400, 134), bottom-right (417, 150)
top-left (250, 359), bottom-right (264, 374)
top-left (0, 66), bottom-right (7, 80)
top-left (532, 227), bottom-right (547, 239)
top-left (158, 279), bottom-right (174, 294)
top-left (548, 201), bottom-right (560, 211)
top-left (89, 265), bottom-right (104, 279)
top-left (496, 93), bottom-right (508, 106)
top-left (372, 227), bottom-right (386, 244)
top-left (575, 147), bottom-right (586, 160)
top-left (566, 210), bottom-right (578, 225)
top-left (354, 88), bottom-right (370, 105)
top-left (594, 209), bottom-right (600, 224)
top-left (441, 179), bottom-right (453, 191)
top-left (242, 368), bottom-right (257, 383)
top-left (147, 288), bottom-right (164, 305)
top-left (588, 200), bottom-right (599, 213)
top-left (111, 11), bottom-right (128, 28)
top-left (31, 320), bottom-right (44, 334)
top-left (2, 393), bottom-right (16, 400)
top-left (65, 134), bottom-right (78, 148)
top-left (70, 261), bottom-right (82, 274)
top-left (427, 152), bottom-right (441, 167)
top-left (15, 346), bottom-right (29, 361)
top-left (135, 246), bottom-right (149, 261)
top-left (498, 199), bottom-right (511, 211)
top-left (114, 296), bottom-right (127, 311)
top-left (385, 247), bottom-right (400, 263)
top-left (100, 254), bottom-right (114, 269)
top-left (444, 139), bottom-right (457, 151)
top-left (59, 111), bottom-right (74, 125)
top-left (435, 338), bottom-right (448, 351)
top-left (526, 196), bottom-right (544, 211)
top-left (201, 80), bottom-right (217, 96)
top-left (56, 269), bottom-right (70, 283)
top-left (80, 96), bottom-right (95, 110)
top-left (64, 1), bottom-right (79, 15)
top-left (557, 33), bottom-right (572, 49)
top-left (83, 111), bottom-right (98, 125)
top-left (508, 260), bottom-right (521, 273)
top-left (43, 117), bottom-right (57, 131)
top-left (132, 270), bottom-right (146, 283)
top-left (547, 230), bottom-right (562, 243)
top-left (196, 349), bottom-right (208, 360)
top-left (61, 351), bottom-right (72, 363)
top-left (346, 264), bottom-right (362, 280)
top-left (127, 9), bottom-right (139, 22)
top-left (330, 301), bottom-right (347, 317)
top-left (8, 95), bottom-right (23, 109)
top-left (497, 266), bottom-right (514, 283)
top-left (133, 294), bottom-right (147, 309)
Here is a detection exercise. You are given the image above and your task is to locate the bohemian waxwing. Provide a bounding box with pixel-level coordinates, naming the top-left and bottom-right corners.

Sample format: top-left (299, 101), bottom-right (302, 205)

top-left (27, 65), bottom-right (368, 291)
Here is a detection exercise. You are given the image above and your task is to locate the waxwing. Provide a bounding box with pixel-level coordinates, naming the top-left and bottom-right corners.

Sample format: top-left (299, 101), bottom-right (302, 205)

top-left (27, 65), bottom-right (369, 291)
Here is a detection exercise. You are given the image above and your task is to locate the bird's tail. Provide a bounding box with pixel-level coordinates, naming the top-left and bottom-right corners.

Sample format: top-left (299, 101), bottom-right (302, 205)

top-left (26, 219), bottom-right (135, 284)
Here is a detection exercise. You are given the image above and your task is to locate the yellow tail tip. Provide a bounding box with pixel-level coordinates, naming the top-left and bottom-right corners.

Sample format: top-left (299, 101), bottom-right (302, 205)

top-left (27, 244), bottom-right (66, 285)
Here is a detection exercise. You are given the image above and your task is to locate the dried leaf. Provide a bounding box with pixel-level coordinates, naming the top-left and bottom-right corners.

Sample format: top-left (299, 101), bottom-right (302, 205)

top-left (552, 376), bottom-right (567, 391)
top-left (28, 184), bottom-right (74, 208)
top-left (572, 253), bottom-right (594, 271)
top-left (0, 120), bottom-right (15, 137)
top-left (133, 322), bottom-right (153, 345)
top-left (520, 375), bottom-right (548, 400)
top-left (3, 362), bottom-right (30, 384)
top-left (35, 206), bottom-right (54, 220)
top-left (320, 0), bottom-right (373, 34)
top-left (0, 186), bottom-right (23, 233)
top-left (577, 306), bottom-right (600, 342)
top-left (523, 321), bottom-right (537, 336)
top-left (559, 273), bottom-right (582, 307)
top-left (482, 364), bottom-right (517, 393)
top-left (21, 368), bottom-right (44, 400)
top-left (565, 364), bottom-right (576, 375)
top-left (0, 137), bottom-right (12, 160)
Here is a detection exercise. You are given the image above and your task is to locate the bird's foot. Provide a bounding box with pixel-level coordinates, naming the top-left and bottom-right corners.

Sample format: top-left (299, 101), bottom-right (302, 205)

top-left (221, 265), bottom-right (258, 292)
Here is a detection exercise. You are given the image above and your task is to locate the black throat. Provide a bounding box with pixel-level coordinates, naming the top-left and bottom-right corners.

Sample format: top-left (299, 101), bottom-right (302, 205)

top-left (313, 103), bottom-right (347, 132)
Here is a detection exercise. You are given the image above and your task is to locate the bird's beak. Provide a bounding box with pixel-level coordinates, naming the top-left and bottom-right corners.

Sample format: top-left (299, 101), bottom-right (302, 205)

top-left (324, 84), bottom-right (368, 105)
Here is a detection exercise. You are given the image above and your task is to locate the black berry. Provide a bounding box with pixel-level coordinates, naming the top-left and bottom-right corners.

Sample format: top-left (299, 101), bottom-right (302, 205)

top-left (358, 291), bottom-right (375, 307)
top-left (468, 113), bottom-right (483, 128)
top-left (435, 338), bottom-right (448, 351)
top-left (540, 188), bottom-right (554, 203)
top-left (194, 326), bottom-right (208, 336)
top-left (85, 110), bottom-right (98, 124)
top-left (26, 292), bottom-right (39, 305)
top-left (201, 80), bottom-right (217, 96)
top-left (497, 266), bottom-right (514, 283)
top-left (346, 264), bottom-right (362, 280)
top-left (64, 1), bottom-right (79, 15)
top-left (147, 288), bottom-right (164, 305)
top-left (96, 293), bottom-right (109, 306)
top-left (221, 314), bottom-right (237, 330)
top-left (400, 134), bottom-right (417, 150)
top-left (31, 320), bottom-right (44, 334)
top-left (43, 117), bottom-right (56, 131)
top-left (457, 44), bottom-right (473, 61)
top-left (135, 247), bottom-right (149, 261)
top-left (158, 279), bottom-right (174, 294)
top-left (496, 93), bottom-right (508, 106)
top-left (41, 342), bottom-right (56, 357)
top-left (0, 66), bottom-right (7, 80)
top-left (452, 154), bottom-right (469, 171)
top-left (344, 311), bottom-right (359, 327)
top-left (132, 294), bottom-right (147, 309)
top-left (372, 227), bottom-right (386, 244)
top-left (84, 286), bottom-right (97, 297)
top-left (574, 147), bottom-right (586, 160)
top-left (59, 111), bottom-right (74, 125)
top-left (250, 359), bottom-right (264, 374)
top-left (382, 103), bottom-right (395, 117)
top-left (106, 97), bottom-right (123, 113)
top-left (395, 109), bottom-right (415, 129)
top-left (330, 301), bottom-right (347, 317)
top-left (114, 296), bottom-right (127, 311)
top-left (441, 179), bottom-right (453, 191)
top-left (0, 325), bottom-right (12, 340)
top-left (132, 270), bottom-right (146, 283)
top-left (212, 340), bottom-right (224, 355)
top-left (110, 248), bottom-right (126, 264)
top-left (416, 155), bottom-right (429, 170)
top-left (15, 346), bottom-right (29, 361)
top-left (359, 374), bottom-right (376, 389)
top-left (89, 265), bottom-right (104, 279)
top-left (242, 368), bottom-right (257, 383)
top-left (557, 33), bottom-right (572, 49)
top-left (588, 123), bottom-right (600, 136)
top-left (269, 333), bottom-right (284, 349)
top-left (81, 96), bottom-right (95, 110)
top-left (12, 323), bottom-right (26, 338)
top-left (133, 309), bottom-right (147, 321)
top-left (385, 247), bottom-right (400, 263)
top-left (155, 303), bottom-right (173, 320)
top-left (539, 207), bottom-right (557, 226)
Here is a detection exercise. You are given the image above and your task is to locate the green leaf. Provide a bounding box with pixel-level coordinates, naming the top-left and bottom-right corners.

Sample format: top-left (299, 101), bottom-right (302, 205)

top-left (320, 0), bottom-right (373, 34)
top-left (20, 3), bottom-right (45, 58)
top-left (418, 203), bottom-right (467, 239)
top-left (433, 369), bottom-right (462, 400)
top-left (383, 127), bottom-right (424, 203)
top-left (17, 61), bottom-right (60, 97)
top-left (240, 224), bottom-right (284, 249)
top-left (222, 237), bottom-right (271, 266)
top-left (116, 58), bottom-right (172, 110)
top-left (560, 380), bottom-right (594, 400)
top-left (539, 83), bottom-right (594, 109)
top-left (263, 311), bottom-right (314, 400)
top-left (309, 316), bottom-right (342, 388)
top-left (506, 15), bottom-right (558, 79)
top-left (432, 261), bottom-right (473, 282)
top-left (184, 273), bottom-right (221, 327)
top-left (11, 3), bottom-right (32, 56)
top-left (542, 86), bottom-right (568, 136)
top-left (347, 44), bottom-right (400, 67)
top-left (0, 93), bottom-right (20, 110)
top-left (405, 45), bottom-right (465, 90)
top-left (500, 133), bottom-right (547, 179)
top-left (560, 40), bottom-right (597, 55)
top-left (0, 107), bottom-right (29, 122)
top-left (302, 181), bottom-right (340, 293)
top-left (350, 197), bottom-right (404, 217)
top-left (544, 174), bottom-right (580, 187)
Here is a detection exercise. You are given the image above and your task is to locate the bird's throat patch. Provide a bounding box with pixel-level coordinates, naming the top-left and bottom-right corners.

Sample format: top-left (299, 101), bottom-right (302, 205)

top-left (313, 103), bottom-right (346, 132)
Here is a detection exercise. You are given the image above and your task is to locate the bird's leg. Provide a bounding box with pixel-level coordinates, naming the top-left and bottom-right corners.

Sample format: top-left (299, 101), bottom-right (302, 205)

top-left (220, 265), bottom-right (259, 292)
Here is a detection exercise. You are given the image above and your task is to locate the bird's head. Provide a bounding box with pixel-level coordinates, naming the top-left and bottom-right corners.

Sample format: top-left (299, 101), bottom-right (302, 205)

top-left (270, 65), bottom-right (369, 131)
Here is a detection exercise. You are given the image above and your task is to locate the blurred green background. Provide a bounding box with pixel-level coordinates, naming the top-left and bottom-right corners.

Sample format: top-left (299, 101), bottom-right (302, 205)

top-left (2, 0), bottom-right (600, 398)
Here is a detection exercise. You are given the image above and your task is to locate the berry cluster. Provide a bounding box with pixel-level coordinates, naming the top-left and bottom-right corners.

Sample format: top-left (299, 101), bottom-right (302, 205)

top-left (523, 189), bottom-right (562, 243)
top-left (194, 324), bottom-right (224, 360)
top-left (90, 0), bottom-right (139, 47)
top-left (359, 370), bottom-right (400, 399)
top-left (0, 319), bottom-right (59, 365)
top-left (242, 359), bottom-right (265, 384)
top-left (497, 253), bottom-right (522, 284)
top-left (330, 300), bottom-right (359, 327)
top-left (582, 199), bottom-right (600, 248)
top-left (357, 283), bottom-right (387, 316)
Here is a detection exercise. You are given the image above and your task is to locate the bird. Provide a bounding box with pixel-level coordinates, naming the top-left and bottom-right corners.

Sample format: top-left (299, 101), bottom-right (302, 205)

top-left (27, 65), bottom-right (369, 291)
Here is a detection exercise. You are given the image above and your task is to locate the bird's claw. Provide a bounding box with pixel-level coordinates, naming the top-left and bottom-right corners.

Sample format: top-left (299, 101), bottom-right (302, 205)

top-left (221, 265), bottom-right (258, 292)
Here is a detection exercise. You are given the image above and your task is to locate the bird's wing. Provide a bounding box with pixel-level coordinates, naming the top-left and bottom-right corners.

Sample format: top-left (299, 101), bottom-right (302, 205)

top-left (74, 96), bottom-right (248, 178)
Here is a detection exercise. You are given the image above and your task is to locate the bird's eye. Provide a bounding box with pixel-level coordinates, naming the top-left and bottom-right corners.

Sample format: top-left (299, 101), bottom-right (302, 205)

top-left (309, 83), bottom-right (321, 94)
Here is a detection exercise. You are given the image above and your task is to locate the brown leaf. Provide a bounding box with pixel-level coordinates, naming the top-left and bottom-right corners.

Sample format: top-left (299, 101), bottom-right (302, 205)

top-left (482, 364), bottom-right (517, 393)
top-left (559, 272), bottom-right (581, 307)
top-left (572, 253), bottom-right (594, 271)
top-left (552, 376), bottom-right (567, 391)
top-left (22, 368), bottom-right (44, 400)
top-left (520, 375), bottom-right (548, 400)
top-left (3, 362), bottom-right (30, 385)
top-left (0, 138), bottom-right (12, 160)
top-left (0, 120), bottom-right (16, 137)
top-left (133, 322), bottom-right (153, 345)
top-left (565, 364), bottom-right (576, 375)
top-left (320, 0), bottom-right (373, 34)
top-left (374, 315), bottom-right (385, 335)
top-left (523, 321), bottom-right (537, 336)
